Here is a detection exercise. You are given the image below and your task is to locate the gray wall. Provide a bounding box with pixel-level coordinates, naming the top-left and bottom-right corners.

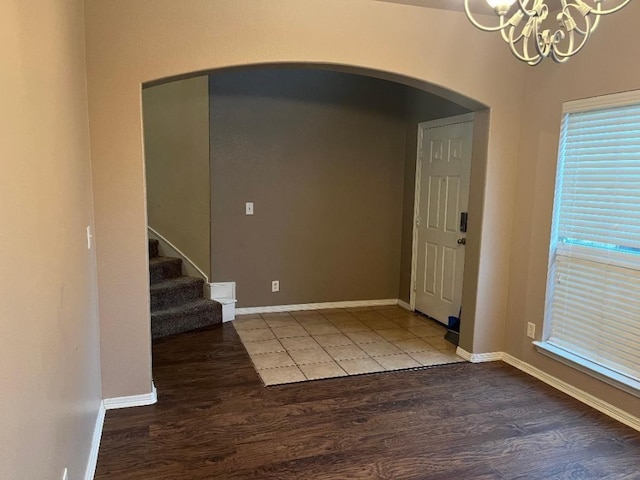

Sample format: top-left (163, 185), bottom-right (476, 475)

top-left (210, 68), bottom-right (467, 307)
top-left (143, 76), bottom-right (211, 278)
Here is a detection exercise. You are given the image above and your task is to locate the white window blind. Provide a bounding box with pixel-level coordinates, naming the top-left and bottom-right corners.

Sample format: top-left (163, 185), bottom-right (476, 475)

top-left (544, 99), bottom-right (640, 390)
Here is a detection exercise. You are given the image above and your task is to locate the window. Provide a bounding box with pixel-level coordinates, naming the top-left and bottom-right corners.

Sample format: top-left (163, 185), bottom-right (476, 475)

top-left (537, 91), bottom-right (640, 396)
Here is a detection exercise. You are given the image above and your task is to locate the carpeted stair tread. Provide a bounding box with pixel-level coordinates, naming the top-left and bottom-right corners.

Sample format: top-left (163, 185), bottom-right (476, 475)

top-left (149, 256), bottom-right (182, 283)
top-left (147, 237), bottom-right (221, 339)
top-left (151, 298), bottom-right (222, 339)
top-left (152, 297), bottom-right (220, 318)
top-left (149, 239), bottom-right (159, 258)
top-left (150, 276), bottom-right (204, 310)
top-left (150, 275), bottom-right (203, 292)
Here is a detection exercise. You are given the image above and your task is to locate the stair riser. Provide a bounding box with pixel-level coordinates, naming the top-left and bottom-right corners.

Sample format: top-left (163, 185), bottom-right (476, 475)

top-left (152, 308), bottom-right (222, 339)
top-left (150, 260), bottom-right (182, 283)
top-left (149, 239), bottom-right (159, 258)
top-left (151, 283), bottom-right (204, 310)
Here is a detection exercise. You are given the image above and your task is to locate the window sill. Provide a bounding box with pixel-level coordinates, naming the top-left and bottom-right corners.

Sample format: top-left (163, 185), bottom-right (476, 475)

top-left (533, 341), bottom-right (640, 398)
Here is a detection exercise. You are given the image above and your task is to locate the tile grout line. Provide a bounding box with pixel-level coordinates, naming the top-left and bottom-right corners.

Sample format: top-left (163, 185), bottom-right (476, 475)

top-left (234, 307), bottom-right (461, 385)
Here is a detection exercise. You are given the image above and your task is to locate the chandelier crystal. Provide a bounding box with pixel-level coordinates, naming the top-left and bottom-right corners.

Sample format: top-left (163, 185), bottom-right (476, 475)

top-left (464, 0), bottom-right (632, 65)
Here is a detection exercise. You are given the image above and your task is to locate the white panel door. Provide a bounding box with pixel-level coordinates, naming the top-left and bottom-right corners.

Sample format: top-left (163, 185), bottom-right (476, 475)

top-left (415, 121), bottom-right (473, 325)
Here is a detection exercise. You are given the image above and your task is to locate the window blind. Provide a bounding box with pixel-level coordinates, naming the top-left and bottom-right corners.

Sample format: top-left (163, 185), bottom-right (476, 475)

top-left (545, 101), bottom-right (640, 386)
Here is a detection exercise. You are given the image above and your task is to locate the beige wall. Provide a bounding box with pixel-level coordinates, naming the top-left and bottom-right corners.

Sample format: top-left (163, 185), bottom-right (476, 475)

top-left (1, 1), bottom-right (102, 479)
top-left (143, 76), bottom-right (211, 278)
top-left (84, 0), bottom-right (526, 399)
top-left (505, 2), bottom-right (640, 418)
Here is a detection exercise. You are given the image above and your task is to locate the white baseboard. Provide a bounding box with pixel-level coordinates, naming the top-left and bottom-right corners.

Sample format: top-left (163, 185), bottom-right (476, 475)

top-left (236, 299), bottom-right (399, 315)
top-left (502, 353), bottom-right (640, 432)
top-left (206, 282), bottom-right (237, 322)
top-left (103, 383), bottom-right (157, 410)
top-left (397, 299), bottom-right (412, 311)
top-left (207, 282), bottom-right (236, 300)
top-left (84, 401), bottom-right (106, 480)
top-left (218, 298), bottom-right (237, 323)
top-left (455, 347), bottom-right (503, 363)
top-left (455, 347), bottom-right (472, 362)
top-left (84, 384), bottom-right (158, 478)
top-left (454, 348), bottom-right (640, 431)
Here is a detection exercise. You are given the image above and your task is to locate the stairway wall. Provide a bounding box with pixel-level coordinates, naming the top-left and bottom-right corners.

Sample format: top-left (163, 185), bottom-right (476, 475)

top-left (143, 75), bottom-right (211, 279)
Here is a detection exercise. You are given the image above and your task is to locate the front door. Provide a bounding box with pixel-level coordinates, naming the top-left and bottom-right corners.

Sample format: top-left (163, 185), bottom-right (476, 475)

top-left (414, 119), bottom-right (473, 325)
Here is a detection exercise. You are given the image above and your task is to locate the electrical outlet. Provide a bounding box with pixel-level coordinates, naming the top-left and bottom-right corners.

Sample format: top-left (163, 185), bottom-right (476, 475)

top-left (527, 322), bottom-right (536, 339)
top-left (271, 280), bottom-right (279, 292)
top-left (245, 202), bottom-right (254, 215)
top-left (62, 467), bottom-right (69, 480)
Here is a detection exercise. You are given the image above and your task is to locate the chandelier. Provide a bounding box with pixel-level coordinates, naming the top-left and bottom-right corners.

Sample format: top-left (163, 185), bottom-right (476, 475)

top-left (464, 0), bottom-right (632, 65)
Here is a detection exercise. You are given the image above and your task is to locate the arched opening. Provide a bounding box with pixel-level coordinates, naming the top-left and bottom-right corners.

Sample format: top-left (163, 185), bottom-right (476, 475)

top-left (141, 63), bottom-right (490, 373)
top-left (87, 0), bottom-right (525, 402)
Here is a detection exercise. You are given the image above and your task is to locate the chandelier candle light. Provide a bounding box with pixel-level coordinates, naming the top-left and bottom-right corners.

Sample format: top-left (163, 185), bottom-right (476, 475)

top-left (464, 0), bottom-right (632, 65)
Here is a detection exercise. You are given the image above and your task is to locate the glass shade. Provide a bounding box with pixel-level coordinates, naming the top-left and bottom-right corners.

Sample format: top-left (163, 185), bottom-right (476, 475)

top-left (486, 0), bottom-right (517, 10)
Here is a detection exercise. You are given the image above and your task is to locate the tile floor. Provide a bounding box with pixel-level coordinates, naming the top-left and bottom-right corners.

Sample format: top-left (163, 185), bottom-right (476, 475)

top-left (232, 305), bottom-right (465, 386)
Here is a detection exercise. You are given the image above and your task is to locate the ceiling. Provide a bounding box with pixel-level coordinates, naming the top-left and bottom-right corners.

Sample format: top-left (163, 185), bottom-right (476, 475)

top-left (374, 0), bottom-right (492, 14)
top-left (375, 0), bottom-right (564, 14)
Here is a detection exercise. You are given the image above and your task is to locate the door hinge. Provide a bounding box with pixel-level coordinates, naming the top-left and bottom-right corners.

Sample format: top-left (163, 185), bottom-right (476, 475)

top-left (412, 278), bottom-right (417, 291)
top-left (416, 216), bottom-right (420, 227)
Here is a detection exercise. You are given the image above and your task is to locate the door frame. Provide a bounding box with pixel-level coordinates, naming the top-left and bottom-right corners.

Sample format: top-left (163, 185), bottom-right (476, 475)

top-left (409, 112), bottom-right (475, 312)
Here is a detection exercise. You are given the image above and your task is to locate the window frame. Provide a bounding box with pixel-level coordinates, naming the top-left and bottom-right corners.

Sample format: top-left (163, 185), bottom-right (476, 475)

top-left (535, 89), bottom-right (640, 398)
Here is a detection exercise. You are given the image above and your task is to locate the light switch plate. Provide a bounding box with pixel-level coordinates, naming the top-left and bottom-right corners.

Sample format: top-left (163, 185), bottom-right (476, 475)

top-left (245, 202), bottom-right (254, 215)
top-left (86, 226), bottom-right (92, 250)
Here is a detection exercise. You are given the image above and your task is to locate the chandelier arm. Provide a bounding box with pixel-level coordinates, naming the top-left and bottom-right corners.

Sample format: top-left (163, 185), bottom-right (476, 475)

top-left (503, 25), bottom-right (525, 45)
top-left (571, 17), bottom-right (589, 36)
top-left (561, 4), bottom-right (598, 36)
top-left (531, 17), bottom-right (552, 60)
top-left (501, 14), bottom-right (525, 43)
top-left (552, 17), bottom-right (592, 59)
top-left (587, 12), bottom-right (602, 34)
top-left (463, 0), bottom-right (509, 32)
top-left (516, 0), bottom-right (538, 17)
top-left (550, 29), bottom-right (573, 62)
top-left (591, 0), bottom-right (632, 15)
top-left (551, 52), bottom-right (572, 63)
top-left (507, 26), bottom-right (526, 44)
top-left (500, 26), bottom-right (511, 43)
top-left (507, 25), bottom-right (543, 65)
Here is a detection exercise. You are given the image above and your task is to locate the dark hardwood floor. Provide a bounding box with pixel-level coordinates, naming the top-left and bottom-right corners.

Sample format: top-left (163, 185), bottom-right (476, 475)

top-left (95, 323), bottom-right (640, 479)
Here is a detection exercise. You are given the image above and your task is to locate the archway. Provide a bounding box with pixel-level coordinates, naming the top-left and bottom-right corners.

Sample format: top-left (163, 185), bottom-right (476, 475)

top-left (85, 0), bottom-right (524, 399)
top-left (143, 63), bottom-right (491, 380)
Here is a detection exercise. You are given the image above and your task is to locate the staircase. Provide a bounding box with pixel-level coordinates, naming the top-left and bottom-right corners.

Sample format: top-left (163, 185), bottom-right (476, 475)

top-left (149, 239), bottom-right (222, 339)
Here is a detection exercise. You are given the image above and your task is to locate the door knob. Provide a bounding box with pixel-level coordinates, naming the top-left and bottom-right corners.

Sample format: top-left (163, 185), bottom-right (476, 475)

top-left (457, 238), bottom-right (466, 245)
